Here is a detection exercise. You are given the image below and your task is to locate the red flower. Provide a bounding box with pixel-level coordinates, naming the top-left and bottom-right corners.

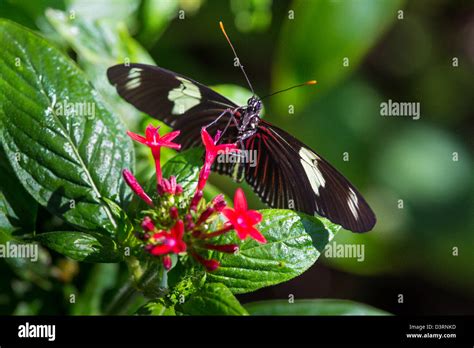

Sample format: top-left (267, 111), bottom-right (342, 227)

top-left (162, 255), bottom-right (172, 270)
top-left (157, 175), bottom-right (183, 196)
top-left (149, 220), bottom-right (187, 256)
top-left (211, 194), bottom-right (227, 212)
top-left (197, 128), bottom-right (239, 190)
top-left (123, 169), bottom-right (153, 207)
top-left (127, 124), bottom-right (181, 185)
top-left (141, 216), bottom-right (155, 231)
top-left (190, 252), bottom-right (220, 272)
top-left (222, 188), bottom-right (266, 243)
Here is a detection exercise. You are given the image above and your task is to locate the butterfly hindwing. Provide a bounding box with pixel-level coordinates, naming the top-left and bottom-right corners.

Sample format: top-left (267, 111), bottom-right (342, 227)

top-left (215, 121), bottom-right (376, 232)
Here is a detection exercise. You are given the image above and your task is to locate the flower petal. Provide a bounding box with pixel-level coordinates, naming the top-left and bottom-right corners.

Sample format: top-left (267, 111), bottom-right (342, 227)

top-left (245, 210), bottom-right (262, 225)
top-left (222, 207), bottom-right (238, 222)
top-left (233, 188), bottom-right (248, 211)
top-left (150, 244), bottom-right (171, 256)
top-left (173, 240), bottom-right (187, 253)
top-left (172, 220), bottom-right (184, 239)
top-left (162, 141), bottom-right (181, 150)
top-left (201, 128), bottom-right (216, 150)
top-left (160, 130), bottom-right (180, 142)
top-left (126, 131), bottom-right (147, 145)
top-left (234, 226), bottom-right (249, 240)
top-left (145, 124), bottom-right (159, 141)
top-left (247, 226), bottom-right (267, 243)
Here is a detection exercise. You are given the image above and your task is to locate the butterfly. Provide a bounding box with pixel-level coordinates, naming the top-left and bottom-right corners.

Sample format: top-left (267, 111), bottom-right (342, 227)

top-left (107, 22), bottom-right (376, 232)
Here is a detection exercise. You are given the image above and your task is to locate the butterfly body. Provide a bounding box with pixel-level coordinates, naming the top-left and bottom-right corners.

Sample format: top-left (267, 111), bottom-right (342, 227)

top-left (236, 97), bottom-right (262, 141)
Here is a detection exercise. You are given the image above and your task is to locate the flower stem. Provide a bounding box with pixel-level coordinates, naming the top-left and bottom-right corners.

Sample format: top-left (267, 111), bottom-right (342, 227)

top-left (105, 281), bottom-right (138, 315)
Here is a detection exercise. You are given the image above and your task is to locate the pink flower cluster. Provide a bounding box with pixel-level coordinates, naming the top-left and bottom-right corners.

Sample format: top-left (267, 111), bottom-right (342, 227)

top-left (122, 124), bottom-right (266, 272)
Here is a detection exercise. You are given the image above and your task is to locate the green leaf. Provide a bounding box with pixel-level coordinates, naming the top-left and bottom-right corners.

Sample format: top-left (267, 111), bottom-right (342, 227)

top-left (166, 259), bottom-right (207, 303)
top-left (244, 299), bottom-right (390, 316)
top-left (0, 19), bottom-right (134, 232)
top-left (46, 9), bottom-right (154, 129)
top-left (176, 283), bottom-right (248, 316)
top-left (136, 298), bottom-right (176, 316)
top-left (161, 147), bottom-right (204, 196)
top-left (35, 231), bottom-right (122, 262)
top-left (101, 198), bottom-right (135, 246)
top-left (207, 209), bottom-right (340, 294)
top-left (137, 0), bottom-right (179, 47)
top-left (0, 147), bottom-right (37, 239)
top-left (66, 0), bottom-right (140, 26)
top-left (139, 147), bottom-right (204, 203)
top-left (273, 0), bottom-right (403, 112)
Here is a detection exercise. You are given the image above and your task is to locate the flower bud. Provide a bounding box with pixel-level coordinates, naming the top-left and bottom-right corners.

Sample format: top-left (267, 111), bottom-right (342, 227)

top-left (163, 255), bottom-right (172, 270)
top-left (169, 206), bottom-right (179, 219)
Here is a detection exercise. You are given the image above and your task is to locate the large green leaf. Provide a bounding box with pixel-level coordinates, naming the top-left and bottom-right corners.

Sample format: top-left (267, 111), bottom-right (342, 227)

top-left (244, 299), bottom-right (390, 316)
top-left (207, 209), bottom-right (340, 294)
top-left (0, 147), bottom-right (36, 239)
top-left (0, 19), bottom-right (134, 232)
top-left (176, 283), bottom-right (248, 316)
top-left (46, 9), bottom-right (154, 129)
top-left (273, 0), bottom-right (403, 113)
top-left (35, 231), bottom-right (122, 262)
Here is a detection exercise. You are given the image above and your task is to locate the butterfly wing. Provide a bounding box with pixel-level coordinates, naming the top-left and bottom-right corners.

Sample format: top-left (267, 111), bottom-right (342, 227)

top-left (107, 63), bottom-right (240, 148)
top-left (107, 63), bottom-right (376, 232)
top-left (216, 120), bottom-right (376, 232)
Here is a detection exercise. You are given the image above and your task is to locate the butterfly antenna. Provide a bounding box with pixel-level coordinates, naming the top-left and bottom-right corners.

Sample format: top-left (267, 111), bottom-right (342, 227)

top-left (261, 80), bottom-right (317, 100)
top-left (219, 21), bottom-right (255, 95)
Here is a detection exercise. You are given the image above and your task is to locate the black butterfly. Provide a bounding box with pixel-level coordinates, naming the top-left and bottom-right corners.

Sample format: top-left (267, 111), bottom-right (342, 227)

top-left (107, 23), bottom-right (376, 233)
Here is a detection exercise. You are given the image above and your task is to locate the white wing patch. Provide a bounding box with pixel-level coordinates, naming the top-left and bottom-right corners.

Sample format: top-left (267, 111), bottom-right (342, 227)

top-left (299, 147), bottom-right (326, 196)
top-left (125, 67), bottom-right (143, 90)
top-left (168, 76), bottom-right (201, 115)
top-left (347, 187), bottom-right (359, 220)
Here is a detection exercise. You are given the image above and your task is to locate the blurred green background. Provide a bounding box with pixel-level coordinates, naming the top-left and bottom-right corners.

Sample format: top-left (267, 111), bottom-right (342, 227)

top-left (0, 0), bottom-right (473, 315)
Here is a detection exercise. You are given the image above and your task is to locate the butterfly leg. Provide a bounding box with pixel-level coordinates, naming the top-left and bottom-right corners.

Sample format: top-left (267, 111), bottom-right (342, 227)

top-left (218, 108), bottom-right (241, 141)
top-left (203, 106), bottom-right (241, 131)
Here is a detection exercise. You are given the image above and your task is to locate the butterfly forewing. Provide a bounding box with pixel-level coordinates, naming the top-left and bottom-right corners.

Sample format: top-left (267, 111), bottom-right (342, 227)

top-left (107, 63), bottom-right (239, 147)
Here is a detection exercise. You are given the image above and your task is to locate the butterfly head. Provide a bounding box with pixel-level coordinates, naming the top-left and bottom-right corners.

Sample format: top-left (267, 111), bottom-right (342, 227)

top-left (247, 96), bottom-right (262, 113)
